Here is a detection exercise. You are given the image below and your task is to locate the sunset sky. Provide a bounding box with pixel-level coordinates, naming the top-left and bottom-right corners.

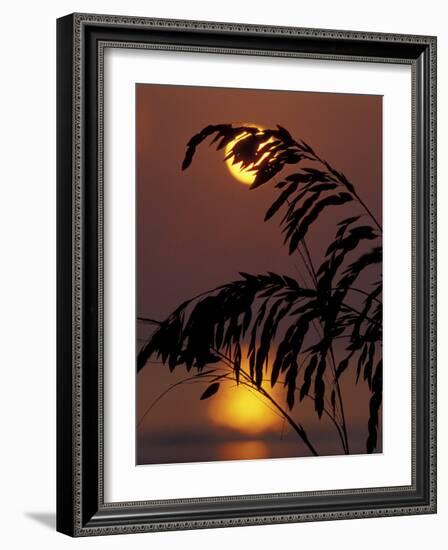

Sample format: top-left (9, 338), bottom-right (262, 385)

top-left (136, 83), bottom-right (382, 465)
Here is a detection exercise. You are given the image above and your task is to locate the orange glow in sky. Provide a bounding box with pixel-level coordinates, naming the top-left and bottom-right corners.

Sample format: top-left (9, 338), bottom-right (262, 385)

top-left (207, 374), bottom-right (282, 435)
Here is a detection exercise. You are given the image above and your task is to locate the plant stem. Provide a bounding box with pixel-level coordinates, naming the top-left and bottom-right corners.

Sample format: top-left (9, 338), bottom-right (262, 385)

top-left (300, 238), bottom-right (350, 455)
top-left (329, 347), bottom-right (350, 453)
top-left (301, 238), bottom-right (318, 287)
top-left (339, 303), bottom-right (380, 326)
top-left (255, 385), bottom-right (318, 456)
top-left (137, 370), bottom-right (217, 428)
top-left (332, 287), bottom-right (382, 304)
top-left (305, 147), bottom-right (383, 233)
top-left (138, 316), bottom-right (347, 456)
top-left (212, 348), bottom-right (319, 456)
top-left (138, 316), bottom-right (161, 325)
top-left (264, 194), bottom-right (349, 453)
top-left (351, 189), bottom-right (382, 233)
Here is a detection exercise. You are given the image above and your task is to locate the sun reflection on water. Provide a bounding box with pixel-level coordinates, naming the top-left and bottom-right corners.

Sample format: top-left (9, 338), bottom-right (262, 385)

top-left (218, 440), bottom-right (269, 461)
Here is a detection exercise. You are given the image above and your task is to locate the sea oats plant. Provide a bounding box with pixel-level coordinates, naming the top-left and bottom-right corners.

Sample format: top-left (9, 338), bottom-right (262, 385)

top-left (138, 124), bottom-right (382, 456)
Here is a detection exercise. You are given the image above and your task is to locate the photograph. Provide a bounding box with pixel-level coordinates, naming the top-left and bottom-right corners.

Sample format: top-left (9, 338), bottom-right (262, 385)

top-left (136, 84), bottom-right (383, 465)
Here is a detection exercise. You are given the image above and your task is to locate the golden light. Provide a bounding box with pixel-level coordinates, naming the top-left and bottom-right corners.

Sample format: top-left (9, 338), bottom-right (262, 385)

top-left (207, 375), bottom-right (282, 435)
top-left (224, 127), bottom-right (274, 185)
top-left (218, 440), bottom-right (269, 461)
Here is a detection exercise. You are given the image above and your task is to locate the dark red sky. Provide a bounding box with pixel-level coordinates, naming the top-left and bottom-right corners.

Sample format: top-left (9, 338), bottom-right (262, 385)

top-left (136, 84), bottom-right (382, 465)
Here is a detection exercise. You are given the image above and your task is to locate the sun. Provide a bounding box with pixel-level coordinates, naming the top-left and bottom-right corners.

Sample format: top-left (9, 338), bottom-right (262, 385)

top-left (224, 126), bottom-right (274, 185)
top-left (224, 132), bottom-right (258, 185)
top-left (207, 379), bottom-right (281, 435)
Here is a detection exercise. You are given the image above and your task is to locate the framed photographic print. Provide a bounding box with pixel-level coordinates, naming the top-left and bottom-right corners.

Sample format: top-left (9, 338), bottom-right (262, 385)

top-left (57, 13), bottom-right (437, 536)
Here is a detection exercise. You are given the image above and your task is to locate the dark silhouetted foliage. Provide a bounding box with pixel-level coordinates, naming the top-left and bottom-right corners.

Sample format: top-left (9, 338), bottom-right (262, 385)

top-left (139, 123), bottom-right (382, 456)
